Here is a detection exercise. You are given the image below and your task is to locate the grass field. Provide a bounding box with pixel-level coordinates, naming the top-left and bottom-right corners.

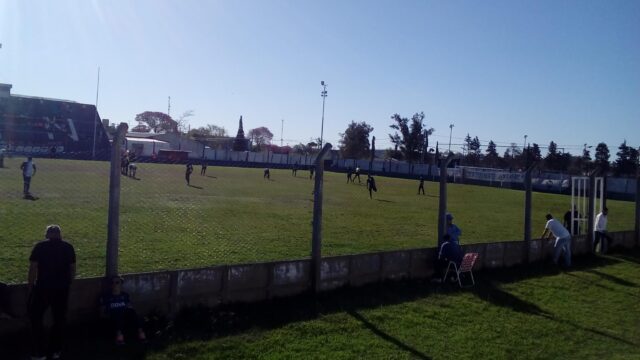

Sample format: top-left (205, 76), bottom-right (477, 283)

top-left (0, 157), bottom-right (636, 283)
top-left (3, 251), bottom-right (639, 359)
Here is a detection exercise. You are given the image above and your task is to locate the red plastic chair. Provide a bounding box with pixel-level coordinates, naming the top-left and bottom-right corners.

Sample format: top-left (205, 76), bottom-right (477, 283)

top-left (443, 252), bottom-right (479, 288)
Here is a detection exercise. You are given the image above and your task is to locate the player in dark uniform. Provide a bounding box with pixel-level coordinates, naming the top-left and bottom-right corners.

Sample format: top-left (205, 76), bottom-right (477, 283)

top-left (264, 168), bottom-right (270, 180)
top-left (418, 175), bottom-right (425, 195)
top-left (200, 160), bottom-right (207, 176)
top-left (292, 163), bottom-right (298, 177)
top-left (347, 167), bottom-right (353, 183)
top-left (185, 163), bottom-right (194, 185)
top-left (309, 166), bottom-right (315, 180)
top-left (366, 175), bottom-right (377, 199)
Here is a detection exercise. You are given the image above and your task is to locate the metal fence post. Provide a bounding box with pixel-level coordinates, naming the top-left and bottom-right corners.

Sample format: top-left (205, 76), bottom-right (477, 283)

top-left (311, 143), bottom-right (332, 293)
top-left (586, 169), bottom-right (600, 254)
top-left (106, 123), bottom-right (128, 277)
top-left (437, 154), bottom-right (455, 247)
top-left (636, 176), bottom-right (640, 248)
top-left (523, 163), bottom-right (537, 263)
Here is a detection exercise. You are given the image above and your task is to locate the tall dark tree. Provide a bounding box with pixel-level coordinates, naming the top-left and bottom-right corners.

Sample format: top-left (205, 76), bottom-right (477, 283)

top-left (232, 116), bottom-right (248, 151)
top-left (484, 140), bottom-right (499, 167)
top-left (531, 143), bottom-right (542, 162)
top-left (134, 111), bottom-right (178, 133)
top-left (614, 140), bottom-right (638, 176)
top-left (544, 141), bottom-right (561, 170)
top-left (388, 112), bottom-right (433, 162)
top-left (339, 121), bottom-right (374, 159)
top-left (594, 142), bottom-right (610, 173)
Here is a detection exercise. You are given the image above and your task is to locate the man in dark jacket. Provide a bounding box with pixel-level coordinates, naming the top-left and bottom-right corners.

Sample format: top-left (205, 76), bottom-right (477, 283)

top-left (28, 225), bottom-right (76, 360)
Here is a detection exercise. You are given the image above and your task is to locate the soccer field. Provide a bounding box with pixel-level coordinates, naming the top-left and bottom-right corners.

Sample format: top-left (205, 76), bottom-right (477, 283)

top-left (0, 157), bottom-right (635, 283)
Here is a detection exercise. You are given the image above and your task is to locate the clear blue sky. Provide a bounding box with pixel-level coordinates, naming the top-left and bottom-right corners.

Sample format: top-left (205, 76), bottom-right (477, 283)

top-left (1, 0), bottom-right (638, 155)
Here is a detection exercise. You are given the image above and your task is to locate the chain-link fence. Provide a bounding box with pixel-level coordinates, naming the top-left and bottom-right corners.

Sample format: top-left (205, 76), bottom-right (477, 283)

top-left (1, 142), bottom-right (637, 284)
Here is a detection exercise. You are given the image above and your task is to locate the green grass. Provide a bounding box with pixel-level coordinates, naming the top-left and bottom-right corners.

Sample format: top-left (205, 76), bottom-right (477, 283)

top-left (0, 157), bottom-right (636, 283)
top-left (5, 251), bottom-right (638, 359)
top-left (146, 252), bottom-right (640, 359)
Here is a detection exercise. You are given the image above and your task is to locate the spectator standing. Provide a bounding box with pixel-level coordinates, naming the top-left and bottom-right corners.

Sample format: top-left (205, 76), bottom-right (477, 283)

top-left (563, 206), bottom-right (581, 235)
top-left (27, 225), bottom-right (76, 360)
top-left (20, 156), bottom-right (37, 197)
top-left (593, 207), bottom-right (612, 254)
top-left (541, 214), bottom-right (572, 267)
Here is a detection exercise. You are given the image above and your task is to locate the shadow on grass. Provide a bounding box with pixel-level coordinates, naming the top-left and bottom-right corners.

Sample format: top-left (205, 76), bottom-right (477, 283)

top-left (187, 184), bottom-right (204, 189)
top-left (347, 309), bottom-right (431, 360)
top-left (583, 269), bottom-right (638, 287)
top-left (3, 250), bottom-right (638, 359)
top-left (376, 199), bottom-right (394, 203)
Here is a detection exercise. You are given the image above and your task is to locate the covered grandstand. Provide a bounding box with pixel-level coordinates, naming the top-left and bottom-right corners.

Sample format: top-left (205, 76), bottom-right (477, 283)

top-left (0, 83), bottom-right (111, 159)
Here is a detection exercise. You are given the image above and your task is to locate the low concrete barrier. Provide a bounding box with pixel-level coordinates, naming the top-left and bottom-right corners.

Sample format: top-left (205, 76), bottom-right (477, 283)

top-left (1, 231), bottom-right (636, 335)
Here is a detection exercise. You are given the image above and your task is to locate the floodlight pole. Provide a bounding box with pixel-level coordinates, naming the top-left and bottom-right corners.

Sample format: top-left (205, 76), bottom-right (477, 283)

top-left (320, 81), bottom-right (327, 148)
top-left (311, 143), bottom-right (333, 293)
top-left (437, 153), bottom-right (455, 248)
top-left (92, 67), bottom-right (100, 160)
top-left (106, 122), bottom-right (128, 277)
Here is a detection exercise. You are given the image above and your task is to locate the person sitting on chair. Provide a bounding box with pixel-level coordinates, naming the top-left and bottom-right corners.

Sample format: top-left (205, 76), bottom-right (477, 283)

top-left (435, 234), bottom-right (464, 283)
top-left (100, 276), bottom-right (146, 345)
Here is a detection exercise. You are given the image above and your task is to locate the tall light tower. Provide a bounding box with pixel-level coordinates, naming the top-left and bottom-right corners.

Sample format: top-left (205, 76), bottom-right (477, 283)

top-left (280, 119), bottom-right (284, 147)
top-left (523, 135), bottom-right (528, 150)
top-left (447, 124), bottom-right (454, 153)
top-left (320, 81), bottom-right (328, 148)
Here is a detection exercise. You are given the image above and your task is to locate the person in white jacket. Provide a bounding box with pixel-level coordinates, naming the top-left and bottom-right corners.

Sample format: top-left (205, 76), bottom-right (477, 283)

top-left (593, 207), bottom-right (612, 254)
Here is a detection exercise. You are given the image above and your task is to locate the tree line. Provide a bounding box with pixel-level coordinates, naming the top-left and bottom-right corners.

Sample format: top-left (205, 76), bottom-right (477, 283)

top-left (337, 112), bottom-right (639, 177)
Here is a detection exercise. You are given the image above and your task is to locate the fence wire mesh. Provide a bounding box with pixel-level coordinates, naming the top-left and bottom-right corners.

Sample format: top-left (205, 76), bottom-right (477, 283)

top-left (1, 150), bottom-right (636, 284)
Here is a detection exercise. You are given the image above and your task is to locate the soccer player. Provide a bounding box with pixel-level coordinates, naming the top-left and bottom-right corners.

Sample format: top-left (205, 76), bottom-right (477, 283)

top-left (418, 175), bottom-right (425, 195)
top-left (309, 165), bottom-right (315, 180)
top-left (292, 162), bottom-right (298, 177)
top-left (200, 160), bottom-right (207, 176)
top-left (541, 213), bottom-right (572, 267)
top-left (264, 168), bottom-right (270, 180)
top-left (20, 156), bottom-right (37, 197)
top-left (346, 167), bottom-right (353, 183)
top-left (28, 225), bottom-right (76, 360)
top-left (354, 166), bottom-right (361, 183)
top-left (185, 163), bottom-right (193, 185)
top-left (366, 175), bottom-right (377, 199)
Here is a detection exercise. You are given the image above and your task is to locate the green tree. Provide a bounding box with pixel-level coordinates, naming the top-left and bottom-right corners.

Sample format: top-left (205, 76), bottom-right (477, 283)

top-left (248, 126), bottom-right (274, 151)
top-left (594, 142), bottom-right (610, 173)
top-left (484, 140), bottom-right (499, 167)
top-left (388, 112), bottom-right (433, 162)
top-left (134, 111), bottom-right (178, 133)
top-left (544, 141), bottom-right (561, 170)
top-left (614, 140), bottom-right (638, 176)
top-left (339, 121), bottom-right (374, 159)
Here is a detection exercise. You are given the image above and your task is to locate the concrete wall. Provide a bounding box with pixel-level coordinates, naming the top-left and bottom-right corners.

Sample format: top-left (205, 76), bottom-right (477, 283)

top-left (1, 231), bottom-right (636, 335)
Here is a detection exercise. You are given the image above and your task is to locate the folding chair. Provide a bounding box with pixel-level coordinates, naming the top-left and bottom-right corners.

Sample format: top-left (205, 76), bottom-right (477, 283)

top-left (443, 252), bottom-right (479, 288)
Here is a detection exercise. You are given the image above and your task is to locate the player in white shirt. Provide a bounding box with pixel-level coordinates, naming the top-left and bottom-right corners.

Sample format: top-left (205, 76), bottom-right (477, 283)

top-left (593, 208), bottom-right (611, 254)
top-left (20, 156), bottom-right (37, 197)
top-left (541, 213), bottom-right (572, 267)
